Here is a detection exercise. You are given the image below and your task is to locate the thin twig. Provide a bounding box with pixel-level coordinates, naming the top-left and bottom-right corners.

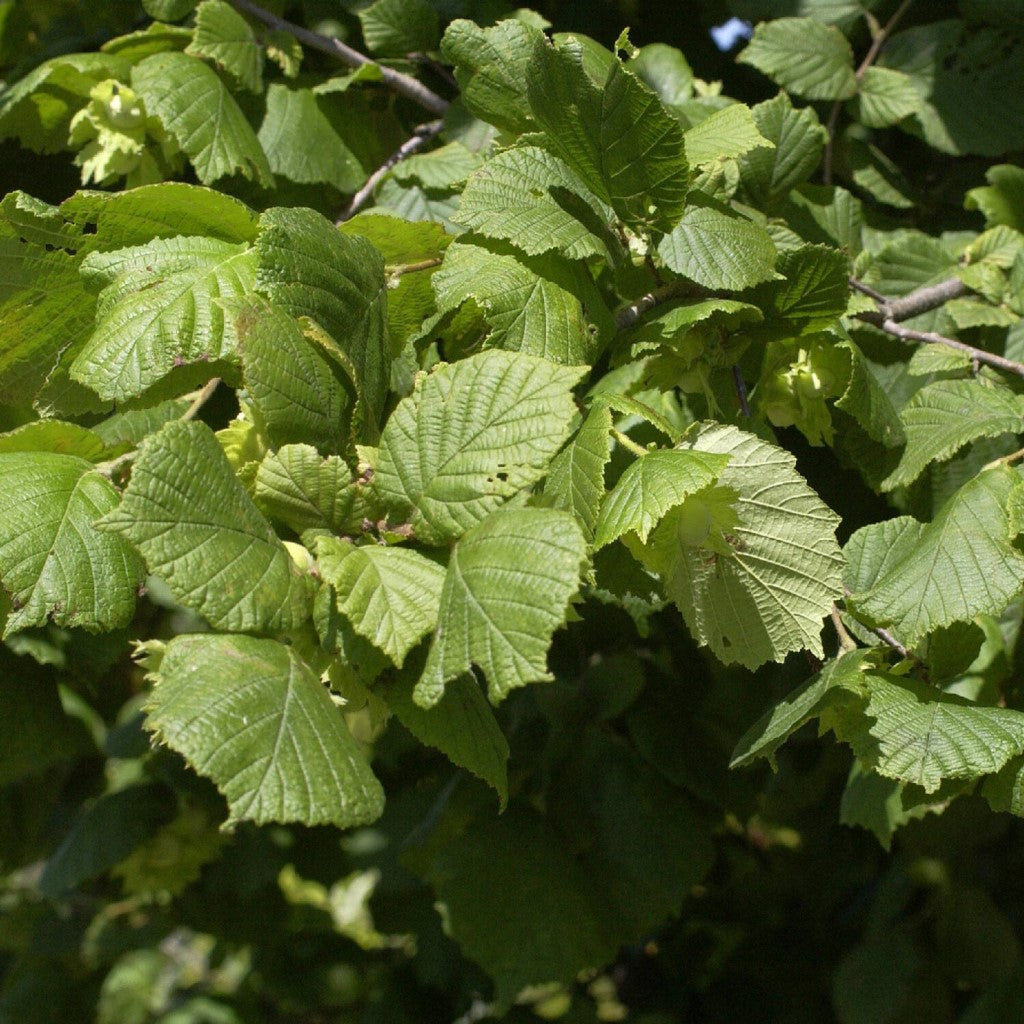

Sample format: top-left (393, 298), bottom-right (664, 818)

top-left (227, 0), bottom-right (450, 115)
top-left (386, 257), bottom-right (443, 278)
top-left (338, 120), bottom-right (443, 222)
top-left (181, 377), bottom-right (221, 421)
top-left (851, 276), bottom-right (1024, 380)
top-left (732, 365), bottom-right (750, 417)
top-left (831, 605), bottom-right (858, 654)
top-left (97, 378), bottom-right (222, 480)
top-left (856, 0), bottom-right (915, 79)
top-left (614, 280), bottom-right (688, 330)
top-left (842, 587), bottom-right (910, 660)
top-left (822, 0), bottom-right (915, 184)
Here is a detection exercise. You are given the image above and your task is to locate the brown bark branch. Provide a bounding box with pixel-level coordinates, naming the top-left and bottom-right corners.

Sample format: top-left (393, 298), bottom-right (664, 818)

top-left (337, 120), bottom-right (443, 222)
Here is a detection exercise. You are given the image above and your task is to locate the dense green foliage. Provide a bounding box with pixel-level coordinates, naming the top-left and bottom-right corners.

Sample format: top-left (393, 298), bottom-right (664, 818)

top-left (2, 1), bottom-right (1024, 1021)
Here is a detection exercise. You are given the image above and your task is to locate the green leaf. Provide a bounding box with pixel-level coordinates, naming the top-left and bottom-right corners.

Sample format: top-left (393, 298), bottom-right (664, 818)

top-left (254, 445), bottom-right (367, 536)
top-left (656, 195), bottom-right (778, 290)
top-left (100, 23), bottom-right (194, 62)
top-left (358, 0), bottom-right (439, 56)
top-left (338, 213), bottom-right (450, 348)
top-left (143, 0), bottom-right (196, 19)
top-left (783, 183), bottom-right (863, 254)
top-left (738, 92), bottom-right (828, 209)
top-left (0, 653), bottom-right (95, 785)
top-left (629, 42), bottom-right (693, 105)
top-left (748, 243), bottom-right (850, 336)
top-left (544, 403), bottom-right (613, 542)
top-left (881, 21), bottom-right (1024, 157)
top-left (370, 350), bottom-right (584, 545)
top-left (257, 85), bottom-right (363, 192)
top-left (846, 673), bottom-right (1024, 793)
top-left (966, 164), bottom-right (1024, 232)
top-left (738, 17), bottom-right (857, 100)
top-left (421, 806), bottom-right (614, 1011)
top-left (881, 379), bottom-right (1024, 490)
top-left (61, 181), bottom-right (259, 251)
top-left (0, 453), bottom-right (144, 636)
top-left (638, 423), bottom-right (845, 669)
top-left (432, 239), bottom-right (612, 365)
top-left (131, 51), bottom-right (272, 186)
top-left (316, 537), bottom-right (445, 668)
top-left (594, 448), bottom-right (730, 549)
top-left (186, 0), bottom-right (264, 93)
top-left (850, 66), bottom-right (921, 129)
top-left (416, 507), bottom-right (587, 706)
top-left (452, 145), bottom-right (617, 262)
top-left (70, 234), bottom-right (255, 403)
top-left (731, 650), bottom-right (871, 769)
top-left (682, 103), bottom-right (773, 166)
top-left (0, 420), bottom-right (110, 461)
top-left (254, 207), bottom-right (389, 436)
top-left (835, 342), bottom-right (906, 448)
top-left (386, 669), bottom-right (509, 805)
top-left (526, 34), bottom-right (689, 231)
top-left (93, 398), bottom-right (193, 447)
top-left (95, 420), bottom-right (314, 634)
top-left (150, 634), bottom-right (384, 827)
top-left (237, 301), bottom-right (354, 454)
top-left (440, 18), bottom-right (542, 134)
top-left (390, 142), bottom-right (480, 190)
top-left (848, 467), bottom-right (1024, 645)
top-left (0, 238), bottom-right (95, 403)
top-left (39, 784), bottom-right (175, 897)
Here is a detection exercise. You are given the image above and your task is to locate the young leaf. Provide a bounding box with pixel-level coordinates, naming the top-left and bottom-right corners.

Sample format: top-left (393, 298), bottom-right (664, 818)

top-left (594, 448), bottom-right (730, 549)
top-left (544, 403), bottom-right (613, 542)
top-left (254, 445), bottom-right (367, 536)
top-left (237, 301), bottom-right (354, 454)
top-left (880, 379), bottom-right (1024, 490)
top-left (847, 467), bottom-right (1024, 645)
top-left (150, 634), bottom-right (385, 828)
top-left (254, 207), bottom-right (389, 435)
top-left (70, 234), bottom-right (256, 402)
top-left (95, 420), bottom-right (314, 634)
top-left (965, 164), bottom-right (1024, 231)
top-left (440, 18), bottom-right (542, 134)
top-left (131, 51), bottom-right (272, 186)
top-left (370, 350), bottom-right (585, 545)
top-left (432, 239), bottom-right (612, 365)
top-left (738, 17), bottom-right (857, 100)
top-left (257, 85), bottom-right (364, 192)
top-left (387, 669), bottom-right (509, 805)
top-left (656, 195), bottom-right (778, 290)
top-left (637, 423), bottom-right (845, 669)
top-left (526, 34), bottom-right (688, 231)
top-left (186, 0), bottom-right (264, 93)
top-left (316, 537), bottom-right (445, 668)
top-left (416, 507), bottom-right (587, 707)
top-left (0, 453), bottom-right (145, 636)
top-left (453, 145), bottom-right (617, 262)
